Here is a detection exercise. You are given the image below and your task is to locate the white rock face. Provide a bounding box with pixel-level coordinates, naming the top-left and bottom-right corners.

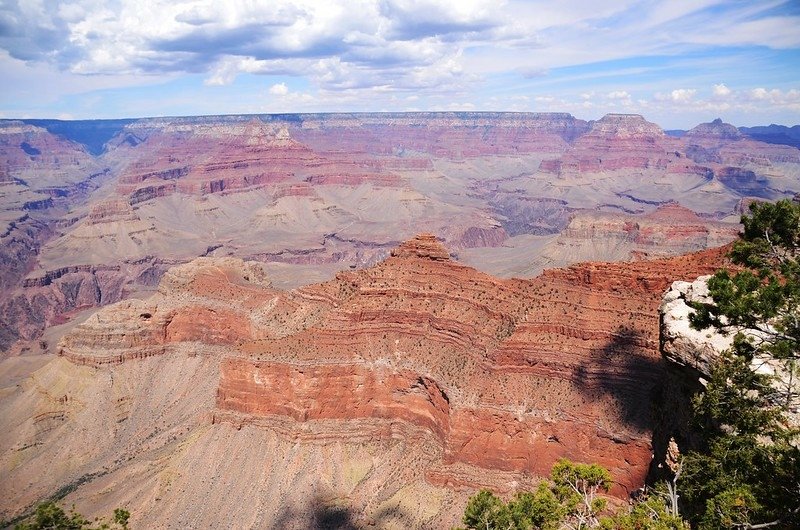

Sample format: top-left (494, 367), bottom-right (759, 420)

top-left (660, 276), bottom-right (732, 377)
top-left (660, 276), bottom-right (799, 425)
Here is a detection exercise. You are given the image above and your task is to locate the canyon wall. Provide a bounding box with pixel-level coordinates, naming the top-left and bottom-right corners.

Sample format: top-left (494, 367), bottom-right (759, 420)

top-left (3, 113), bottom-right (799, 354)
top-left (1, 235), bottom-right (730, 527)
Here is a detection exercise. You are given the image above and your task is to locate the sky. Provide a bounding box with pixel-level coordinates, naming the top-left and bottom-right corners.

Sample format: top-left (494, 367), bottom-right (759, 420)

top-left (0, 0), bottom-right (799, 128)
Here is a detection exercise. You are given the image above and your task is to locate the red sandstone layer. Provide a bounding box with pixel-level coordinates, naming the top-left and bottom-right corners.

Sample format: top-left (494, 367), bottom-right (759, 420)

top-left (58, 235), bottom-right (728, 496)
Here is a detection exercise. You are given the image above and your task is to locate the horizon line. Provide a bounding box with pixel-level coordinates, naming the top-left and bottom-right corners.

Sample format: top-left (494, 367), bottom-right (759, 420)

top-left (3, 111), bottom-right (797, 130)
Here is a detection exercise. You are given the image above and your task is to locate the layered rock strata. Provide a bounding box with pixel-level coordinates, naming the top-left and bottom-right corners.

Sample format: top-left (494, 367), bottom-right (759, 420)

top-left (1, 236), bottom-right (727, 527)
top-left (5, 112), bottom-right (799, 355)
top-left (558, 204), bottom-right (738, 256)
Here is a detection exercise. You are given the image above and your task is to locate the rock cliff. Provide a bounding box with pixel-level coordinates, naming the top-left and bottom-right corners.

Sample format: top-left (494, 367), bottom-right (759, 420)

top-left (0, 235), bottom-right (731, 527)
top-left (660, 276), bottom-right (799, 426)
top-left (544, 114), bottom-right (673, 173)
top-left (3, 111), bottom-right (799, 359)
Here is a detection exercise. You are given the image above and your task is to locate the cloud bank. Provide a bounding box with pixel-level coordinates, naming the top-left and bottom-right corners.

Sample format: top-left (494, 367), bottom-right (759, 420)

top-left (0, 0), bottom-right (798, 126)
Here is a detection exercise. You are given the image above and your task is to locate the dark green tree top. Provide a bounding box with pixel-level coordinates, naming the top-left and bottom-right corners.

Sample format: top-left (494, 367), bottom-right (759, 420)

top-left (684, 198), bottom-right (800, 529)
top-left (690, 198), bottom-right (799, 362)
top-left (14, 502), bottom-right (129, 530)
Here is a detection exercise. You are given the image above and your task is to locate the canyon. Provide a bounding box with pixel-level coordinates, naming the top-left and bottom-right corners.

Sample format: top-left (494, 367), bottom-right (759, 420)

top-left (1, 112), bottom-right (799, 527)
top-left (4, 112), bottom-right (798, 354)
top-left (2, 235), bottom-right (729, 528)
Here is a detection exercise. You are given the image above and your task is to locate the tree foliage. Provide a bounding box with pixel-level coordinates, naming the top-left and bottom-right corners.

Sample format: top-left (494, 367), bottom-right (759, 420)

top-left (13, 502), bottom-right (130, 530)
top-left (458, 459), bottom-right (686, 530)
top-left (600, 483), bottom-right (689, 530)
top-left (684, 198), bottom-right (800, 529)
top-left (550, 460), bottom-right (610, 529)
top-left (690, 199), bottom-right (799, 363)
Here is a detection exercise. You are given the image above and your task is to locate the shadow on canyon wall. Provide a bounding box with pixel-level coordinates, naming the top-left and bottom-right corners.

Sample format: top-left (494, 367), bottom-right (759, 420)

top-left (270, 491), bottom-right (413, 530)
top-left (572, 325), bottom-right (698, 484)
top-left (573, 326), bottom-right (664, 433)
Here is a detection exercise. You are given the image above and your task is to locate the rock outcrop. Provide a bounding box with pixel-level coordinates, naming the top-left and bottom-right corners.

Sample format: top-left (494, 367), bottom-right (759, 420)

top-left (660, 275), bottom-right (731, 376)
top-left (684, 118), bottom-right (800, 166)
top-left (661, 277), bottom-right (799, 427)
top-left (292, 112), bottom-right (591, 156)
top-left (0, 236), bottom-right (729, 527)
top-left (685, 118), bottom-right (743, 141)
top-left (657, 274), bottom-right (798, 481)
top-left (559, 204), bottom-right (738, 256)
top-left (58, 257), bottom-right (277, 366)
top-left (0, 121), bottom-right (107, 223)
top-left (544, 114), bottom-right (672, 173)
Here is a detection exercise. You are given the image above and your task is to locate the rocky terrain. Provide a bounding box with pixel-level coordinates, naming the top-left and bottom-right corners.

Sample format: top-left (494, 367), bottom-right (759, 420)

top-left (0, 235), bottom-right (730, 528)
top-left (0, 111), bottom-right (798, 526)
top-left (661, 276), bottom-right (799, 428)
top-left (2, 112), bottom-right (798, 355)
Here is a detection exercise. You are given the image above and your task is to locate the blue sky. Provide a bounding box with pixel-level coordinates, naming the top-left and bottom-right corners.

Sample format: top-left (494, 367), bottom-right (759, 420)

top-left (1, 0), bottom-right (798, 128)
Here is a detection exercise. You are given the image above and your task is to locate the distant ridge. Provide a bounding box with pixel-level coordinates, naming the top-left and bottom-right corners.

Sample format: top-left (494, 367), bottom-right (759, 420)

top-left (739, 124), bottom-right (800, 149)
top-left (21, 118), bottom-right (136, 155)
top-left (6, 112), bottom-right (799, 157)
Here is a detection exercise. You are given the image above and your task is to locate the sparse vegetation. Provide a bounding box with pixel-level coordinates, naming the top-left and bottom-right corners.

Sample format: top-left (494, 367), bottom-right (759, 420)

top-left (13, 502), bottom-right (129, 530)
top-left (457, 459), bottom-right (687, 530)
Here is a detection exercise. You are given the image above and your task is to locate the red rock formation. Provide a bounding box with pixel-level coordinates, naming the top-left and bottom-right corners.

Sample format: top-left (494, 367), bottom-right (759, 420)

top-left (304, 173), bottom-right (402, 187)
top-left (4, 112), bottom-right (794, 359)
top-left (390, 233), bottom-right (452, 260)
top-left (219, 361), bottom-right (452, 439)
top-left (559, 204), bottom-right (739, 255)
top-left (221, 238), bottom-right (728, 494)
top-left (1, 111), bottom-right (797, 527)
top-left (684, 118), bottom-right (800, 166)
top-left (110, 118), bottom-right (418, 204)
top-left (685, 118), bottom-right (743, 141)
top-left (111, 120), bottom-right (313, 199)
top-left (292, 112), bottom-right (590, 157)
top-left (56, 236), bottom-right (728, 500)
top-left (0, 112), bottom-right (779, 359)
top-left (545, 114), bottom-right (674, 174)
top-left (87, 199), bottom-right (138, 224)
top-left (3, 232), bottom-right (759, 528)
top-left (0, 122), bottom-right (99, 184)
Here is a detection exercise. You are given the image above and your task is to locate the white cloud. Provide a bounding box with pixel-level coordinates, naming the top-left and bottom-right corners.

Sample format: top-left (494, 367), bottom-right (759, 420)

top-left (2, 0), bottom-right (795, 86)
top-left (744, 87), bottom-right (800, 107)
top-left (712, 83), bottom-right (731, 98)
top-left (204, 63), bottom-right (239, 87)
top-left (269, 82), bottom-right (289, 96)
top-left (1, 0), bottom-right (798, 123)
top-left (669, 88), bottom-right (697, 103)
top-left (448, 102), bottom-right (476, 110)
top-left (750, 87), bottom-right (770, 100)
top-left (606, 90), bottom-right (631, 100)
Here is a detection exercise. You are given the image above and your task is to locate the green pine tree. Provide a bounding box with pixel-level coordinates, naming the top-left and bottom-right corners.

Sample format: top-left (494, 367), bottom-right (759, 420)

top-left (684, 198), bottom-right (800, 529)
